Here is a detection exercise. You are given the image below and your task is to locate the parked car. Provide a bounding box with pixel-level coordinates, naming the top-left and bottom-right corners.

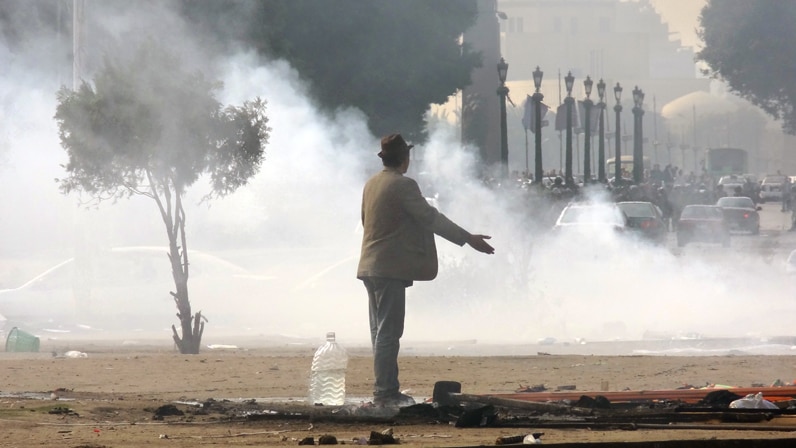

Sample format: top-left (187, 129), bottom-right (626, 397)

top-left (676, 205), bottom-right (730, 247)
top-left (785, 250), bottom-right (796, 275)
top-left (759, 175), bottom-right (787, 203)
top-left (717, 174), bottom-right (752, 197)
top-left (716, 196), bottom-right (761, 234)
top-left (552, 202), bottom-right (628, 234)
top-left (616, 201), bottom-right (667, 244)
top-left (0, 247), bottom-right (270, 335)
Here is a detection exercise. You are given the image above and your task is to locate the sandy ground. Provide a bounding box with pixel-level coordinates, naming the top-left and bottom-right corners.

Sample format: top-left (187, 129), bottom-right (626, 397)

top-left (1, 337), bottom-right (796, 447)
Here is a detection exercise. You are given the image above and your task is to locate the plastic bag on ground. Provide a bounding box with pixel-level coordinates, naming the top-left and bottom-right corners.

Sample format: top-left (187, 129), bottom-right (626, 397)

top-left (729, 392), bottom-right (778, 409)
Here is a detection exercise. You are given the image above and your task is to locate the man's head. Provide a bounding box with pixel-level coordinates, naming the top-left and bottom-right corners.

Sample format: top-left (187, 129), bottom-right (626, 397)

top-left (378, 133), bottom-right (414, 168)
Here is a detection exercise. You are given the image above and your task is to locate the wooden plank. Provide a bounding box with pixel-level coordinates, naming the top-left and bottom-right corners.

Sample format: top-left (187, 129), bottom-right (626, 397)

top-left (487, 386), bottom-right (796, 404)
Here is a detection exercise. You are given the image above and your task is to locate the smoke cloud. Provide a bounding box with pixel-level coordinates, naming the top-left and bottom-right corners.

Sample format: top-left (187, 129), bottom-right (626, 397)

top-left (0, 2), bottom-right (793, 354)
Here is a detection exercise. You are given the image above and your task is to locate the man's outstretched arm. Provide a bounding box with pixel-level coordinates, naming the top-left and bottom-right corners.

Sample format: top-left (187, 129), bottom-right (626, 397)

top-left (467, 234), bottom-right (495, 254)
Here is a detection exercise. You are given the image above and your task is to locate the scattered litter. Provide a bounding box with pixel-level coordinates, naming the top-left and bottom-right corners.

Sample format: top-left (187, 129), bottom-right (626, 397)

top-left (50, 387), bottom-right (72, 400)
top-left (496, 434), bottom-right (526, 445)
top-left (704, 390), bottom-right (743, 407)
top-left (317, 434), bottom-right (338, 445)
top-left (574, 395), bottom-right (611, 409)
top-left (455, 405), bottom-right (498, 428)
top-left (523, 432), bottom-right (544, 444)
top-left (367, 429), bottom-right (398, 445)
top-left (729, 392), bottom-right (779, 409)
top-left (516, 384), bottom-right (547, 393)
top-left (48, 406), bottom-right (78, 416)
top-left (64, 351), bottom-right (88, 358)
top-left (152, 404), bottom-right (185, 420)
top-left (207, 344), bottom-right (239, 350)
top-left (496, 433), bottom-right (543, 445)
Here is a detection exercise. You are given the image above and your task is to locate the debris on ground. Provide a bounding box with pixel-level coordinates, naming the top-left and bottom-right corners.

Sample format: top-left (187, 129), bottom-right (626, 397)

top-left (515, 384), bottom-right (547, 393)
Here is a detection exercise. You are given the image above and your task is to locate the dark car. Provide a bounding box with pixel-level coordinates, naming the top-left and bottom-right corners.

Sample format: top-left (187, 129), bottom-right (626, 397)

top-left (676, 205), bottom-right (730, 247)
top-left (716, 196), bottom-right (761, 234)
top-left (617, 201), bottom-right (667, 244)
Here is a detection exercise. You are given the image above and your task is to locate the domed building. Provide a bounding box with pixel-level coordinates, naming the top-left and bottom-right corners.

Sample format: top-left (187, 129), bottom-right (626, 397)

top-left (659, 89), bottom-right (792, 176)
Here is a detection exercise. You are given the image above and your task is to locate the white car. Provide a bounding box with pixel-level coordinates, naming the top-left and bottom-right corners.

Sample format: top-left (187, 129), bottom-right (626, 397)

top-left (0, 247), bottom-right (269, 335)
top-left (786, 250), bottom-right (796, 275)
top-left (552, 202), bottom-right (628, 233)
top-left (760, 175), bottom-right (787, 202)
top-left (717, 175), bottom-right (745, 196)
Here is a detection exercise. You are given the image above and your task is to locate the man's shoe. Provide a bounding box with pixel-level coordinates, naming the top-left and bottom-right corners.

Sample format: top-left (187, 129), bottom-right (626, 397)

top-left (374, 393), bottom-right (416, 408)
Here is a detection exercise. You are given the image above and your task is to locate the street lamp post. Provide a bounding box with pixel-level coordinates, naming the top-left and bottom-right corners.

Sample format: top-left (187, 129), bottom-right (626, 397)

top-left (583, 76), bottom-right (593, 184)
top-left (532, 66), bottom-right (544, 185)
top-left (597, 79), bottom-right (607, 183)
top-left (632, 86), bottom-right (645, 184)
top-left (564, 71), bottom-right (575, 186)
top-left (497, 58), bottom-right (510, 179)
top-left (613, 82), bottom-right (623, 185)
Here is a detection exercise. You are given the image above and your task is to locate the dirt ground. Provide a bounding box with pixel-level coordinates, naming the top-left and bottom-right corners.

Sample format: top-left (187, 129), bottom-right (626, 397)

top-left (1, 338), bottom-right (796, 447)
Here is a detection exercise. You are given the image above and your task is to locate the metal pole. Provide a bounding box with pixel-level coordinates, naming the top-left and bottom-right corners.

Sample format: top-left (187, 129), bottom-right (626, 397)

top-left (524, 128), bottom-right (529, 176)
top-left (533, 91), bottom-right (544, 184)
top-left (565, 96), bottom-right (574, 185)
top-left (633, 105), bottom-right (644, 184)
top-left (614, 103), bottom-right (622, 184)
top-left (584, 98), bottom-right (592, 183)
top-left (498, 85), bottom-right (509, 179)
top-left (598, 101), bottom-right (606, 182)
top-left (653, 95), bottom-right (659, 164)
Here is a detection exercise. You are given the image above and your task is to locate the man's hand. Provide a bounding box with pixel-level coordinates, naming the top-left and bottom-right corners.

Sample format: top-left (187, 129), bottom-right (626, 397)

top-left (467, 234), bottom-right (495, 254)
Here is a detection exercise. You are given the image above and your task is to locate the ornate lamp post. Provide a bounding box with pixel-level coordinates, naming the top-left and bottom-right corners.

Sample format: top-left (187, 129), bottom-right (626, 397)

top-left (632, 86), bottom-right (645, 184)
top-left (597, 79), bottom-right (607, 183)
top-left (564, 71), bottom-right (575, 186)
top-left (532, 66), bottom-right (544, 184)
top-left (613, 82), bottom-right (623, 185)
top-left (582, 76), bottom-right (594, 184)
top-left (497, 58), bottom-right (509, 179)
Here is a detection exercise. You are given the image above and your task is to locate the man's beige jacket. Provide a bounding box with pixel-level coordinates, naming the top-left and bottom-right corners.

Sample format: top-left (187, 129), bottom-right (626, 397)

top-left (357, 168), bottom-right (470, 282)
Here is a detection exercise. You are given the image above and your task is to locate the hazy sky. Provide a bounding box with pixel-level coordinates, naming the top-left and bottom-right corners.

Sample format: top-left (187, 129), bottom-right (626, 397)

top-left (650, 0), bottom-right (707, 50)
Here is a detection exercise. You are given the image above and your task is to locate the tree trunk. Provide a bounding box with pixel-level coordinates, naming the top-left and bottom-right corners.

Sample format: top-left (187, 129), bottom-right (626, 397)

top-left (172, 309), bottom-right (204, 354)
top-left (150, 174), bottom-right (204, 354)
top-left (169, 252), bottom-right (204, 354)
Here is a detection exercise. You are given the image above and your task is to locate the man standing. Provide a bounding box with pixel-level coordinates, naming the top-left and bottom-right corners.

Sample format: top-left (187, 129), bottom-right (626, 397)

top-left (357, 134), bottom-right (495, 407)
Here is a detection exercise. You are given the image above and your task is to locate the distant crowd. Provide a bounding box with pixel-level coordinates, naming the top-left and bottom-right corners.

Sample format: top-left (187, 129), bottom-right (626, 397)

top-left (493, 163), bottom-right (784, 231)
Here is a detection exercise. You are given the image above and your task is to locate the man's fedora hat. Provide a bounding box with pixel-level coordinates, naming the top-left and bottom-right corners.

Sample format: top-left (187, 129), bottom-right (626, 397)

top-left (378, 133), bottom-right (414, 158)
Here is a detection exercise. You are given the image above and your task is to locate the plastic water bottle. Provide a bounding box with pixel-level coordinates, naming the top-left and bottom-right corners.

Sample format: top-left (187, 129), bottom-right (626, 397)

top-left (308, 332), bottom-right (348, 405)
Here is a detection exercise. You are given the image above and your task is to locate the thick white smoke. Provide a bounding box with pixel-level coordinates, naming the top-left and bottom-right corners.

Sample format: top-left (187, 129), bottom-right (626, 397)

top-left (1, 2), bottom-right (794, 355)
